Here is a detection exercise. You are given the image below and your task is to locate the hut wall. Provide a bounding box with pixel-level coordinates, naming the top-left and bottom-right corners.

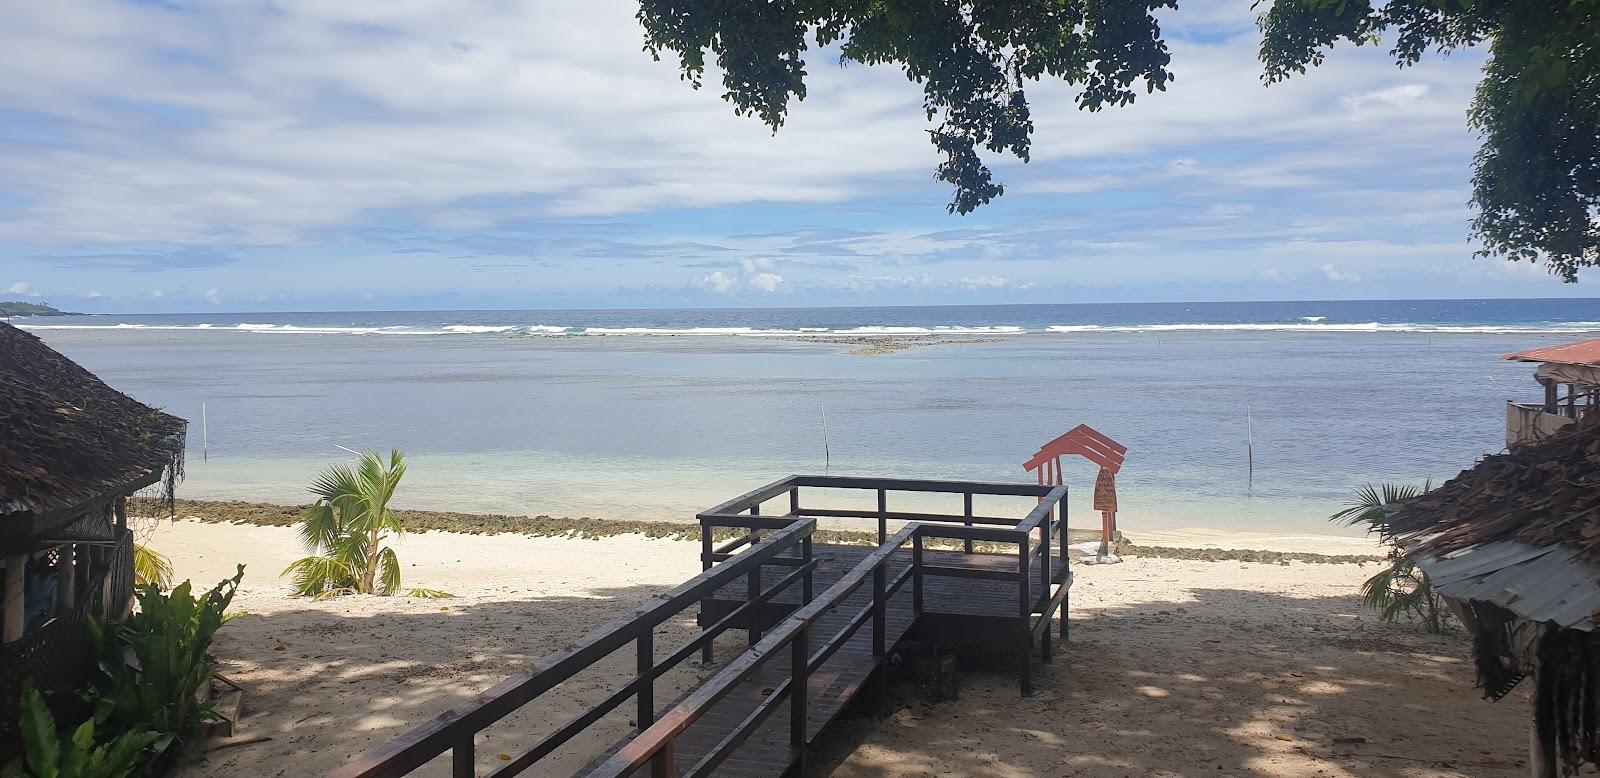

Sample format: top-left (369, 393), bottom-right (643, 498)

top-left (0, 528), bottom-right (133, 745)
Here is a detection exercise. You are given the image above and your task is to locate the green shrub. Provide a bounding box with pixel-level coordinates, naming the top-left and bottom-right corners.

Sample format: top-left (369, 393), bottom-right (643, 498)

top-left (1331, 483), bottom-right (1449, 633)
top-left (89, 566), bottom-right (245, 752)
top-left (2, 688), bottom-right (164, 778)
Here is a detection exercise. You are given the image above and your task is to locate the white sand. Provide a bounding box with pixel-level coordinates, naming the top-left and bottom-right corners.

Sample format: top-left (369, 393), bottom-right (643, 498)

top-left (150, 520), bottom-right (1529, 777)
top-left (1132, 528), bottom-right (1385, 556)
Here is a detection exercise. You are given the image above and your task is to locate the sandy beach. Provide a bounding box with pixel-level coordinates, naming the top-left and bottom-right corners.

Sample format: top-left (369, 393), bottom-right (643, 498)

top-left (143, 516), bottom-right (1529, 777)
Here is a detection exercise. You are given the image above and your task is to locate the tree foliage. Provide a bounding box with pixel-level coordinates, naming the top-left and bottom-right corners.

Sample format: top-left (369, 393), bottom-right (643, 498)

top-left (282, 450), bottom-right (451, 599)
top-left (1259, 0), bottom-right (1600, 280)
top-left (636, 0), bottom-right (1176, 215)
top-left (639, 0), bottom-right (1600, 277)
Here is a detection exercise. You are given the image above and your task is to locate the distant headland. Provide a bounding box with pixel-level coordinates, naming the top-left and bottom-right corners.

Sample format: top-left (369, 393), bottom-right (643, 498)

top-left (0, 301), bottom-right (80, 316)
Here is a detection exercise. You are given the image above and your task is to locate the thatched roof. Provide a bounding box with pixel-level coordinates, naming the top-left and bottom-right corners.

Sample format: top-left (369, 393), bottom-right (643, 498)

top-left (0, 322), bottom-right (185, 538)
top-left (1388, 414), bottom-right (1600, 564)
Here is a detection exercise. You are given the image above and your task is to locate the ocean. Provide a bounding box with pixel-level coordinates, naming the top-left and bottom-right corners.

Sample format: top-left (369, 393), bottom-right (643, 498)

top-left (16, 298), bottom-right (1600, 538)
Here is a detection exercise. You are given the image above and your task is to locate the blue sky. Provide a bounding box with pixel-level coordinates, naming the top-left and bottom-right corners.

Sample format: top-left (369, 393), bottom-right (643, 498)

top-left (0, 0), bottom-right (1591, 313)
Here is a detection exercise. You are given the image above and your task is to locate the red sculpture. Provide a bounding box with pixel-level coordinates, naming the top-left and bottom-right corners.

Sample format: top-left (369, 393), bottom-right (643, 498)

top-left (1024, 424), bottom-right (1126, 562)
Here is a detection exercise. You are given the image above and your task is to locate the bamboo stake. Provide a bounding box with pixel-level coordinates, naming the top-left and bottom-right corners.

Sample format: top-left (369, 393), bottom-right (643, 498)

top-left (1247, 404), bottom-right (1254, 495)
top-left (202, 401), bottom-right (209, 462)
top-left (819, 398), bottom-right (831, 471)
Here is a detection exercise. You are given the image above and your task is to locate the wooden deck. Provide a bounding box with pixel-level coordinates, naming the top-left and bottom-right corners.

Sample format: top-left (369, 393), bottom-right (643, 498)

top-left (595, 544), bottom-right (1070, 777)
top-left (329, 476), bottom-right (1071, 778)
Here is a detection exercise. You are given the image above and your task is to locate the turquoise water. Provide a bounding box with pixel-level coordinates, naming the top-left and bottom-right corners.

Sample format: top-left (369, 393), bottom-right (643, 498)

top-left (18, 299), bottom-right (1600, 536)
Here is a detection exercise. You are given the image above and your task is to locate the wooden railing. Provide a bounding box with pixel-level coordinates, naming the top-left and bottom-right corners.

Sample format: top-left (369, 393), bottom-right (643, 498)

top-left (590, 523), bottom-right (920, 777)
top-left (332, 476), bottom-right (1070, 778)
top-left (328, 520), bottom-right (818, 778)
top-left (697, 475), bottom-right (1070, 693)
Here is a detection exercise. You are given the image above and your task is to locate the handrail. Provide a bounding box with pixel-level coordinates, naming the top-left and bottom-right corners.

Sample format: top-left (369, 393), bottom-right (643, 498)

top-left (330, 520), bottom-right (817, 778)
top-left (588, 524), bottom-right (921, 778)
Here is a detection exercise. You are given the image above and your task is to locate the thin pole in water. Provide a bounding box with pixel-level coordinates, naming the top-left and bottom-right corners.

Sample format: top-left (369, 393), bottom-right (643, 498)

top-left (819, 397), bottom-right (831, 471)
top-left (201, 402), bottom-right (208, 462)
top-left (1246, 403), bottom-right (1254, 495)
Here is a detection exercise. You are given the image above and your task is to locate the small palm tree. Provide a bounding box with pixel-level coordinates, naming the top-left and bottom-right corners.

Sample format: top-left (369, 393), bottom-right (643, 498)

top-left (133, 543), bottom-right (173, 589)
top-left (282, 449), bottom-right (450, 599)
top-left (1332, 482), bottom-right (1448, 633)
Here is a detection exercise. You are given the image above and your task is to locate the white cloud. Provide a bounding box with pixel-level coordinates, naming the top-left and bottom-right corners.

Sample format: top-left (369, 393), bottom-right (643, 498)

top-left (695, 271), bottom-right (738, 294)
top-left (1258, 268), bottom-right (1287, 282)
top-left (960, 275), bottom-right (1011, 290)
top-left (6, 281), bottom-right (31, 295)
top-left (85, 290), bottom-right (103, 298)
top-left (203, 287), bottom-right (222, 304)
top-left (748, 272), bottom-right (784, 293)
top-left (147, 289), bottom-right (166, 298)
top-left (1342, 84), bottom-right (1430, 111)
top-left (1320, 263), bottom-right (1361, 283)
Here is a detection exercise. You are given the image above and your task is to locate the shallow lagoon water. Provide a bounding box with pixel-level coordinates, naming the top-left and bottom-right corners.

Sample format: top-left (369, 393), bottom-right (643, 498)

top-left (24, 299), bottom-right (1595, 538)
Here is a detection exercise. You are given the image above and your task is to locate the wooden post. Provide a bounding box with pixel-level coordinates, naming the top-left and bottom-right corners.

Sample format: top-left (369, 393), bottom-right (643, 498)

top-left (56, 544), bottom-right (76, 619)
top-left (875, 489), bottom-right (887, 544)
top-left (3, 555), bottom-right (24, 642)
top-left (912, 533), bottom-right (924, 614)
top-left (962, 492), bottom-right (974, 554)
top-left (1040, 517), bottom-right (1052, 664)
top-left (700, 523), bottom-right (714, 665)
top-left (790, 625), bottom-right (809, 765)
top-left (1059, 497), bottom-right (1070, 640)
top-left (637, 631), bottom-right (654, 731)
top-left (451, 735), bottom-right (474, 778)
top-left (1018, 536), bottom-right (1032, 696)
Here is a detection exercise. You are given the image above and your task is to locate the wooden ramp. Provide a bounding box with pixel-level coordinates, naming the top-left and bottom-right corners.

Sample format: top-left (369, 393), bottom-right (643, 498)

top-left (602, 544), bottom-right (1070, 777)
top-left (328, 476), bottom-right (1071, 778)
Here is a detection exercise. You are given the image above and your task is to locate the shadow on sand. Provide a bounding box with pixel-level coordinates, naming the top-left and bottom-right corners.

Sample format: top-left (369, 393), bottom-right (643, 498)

top-left (813, 586), bottom-right (1531, 777)
top-left (185, 581), bottom-right (1532, 777)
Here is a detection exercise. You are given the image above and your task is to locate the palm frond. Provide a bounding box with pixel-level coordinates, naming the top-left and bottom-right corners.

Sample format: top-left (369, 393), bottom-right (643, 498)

top-left (378, 546), bottom-right (402, 596)
top-left (297, 501), bottom-right (342, 553)
top-left (282, 555), bottom-right (357, 597)
top-left (406, 588), bottom-right (455, 599)
top-left (133, 543), bottom-right (174, 589)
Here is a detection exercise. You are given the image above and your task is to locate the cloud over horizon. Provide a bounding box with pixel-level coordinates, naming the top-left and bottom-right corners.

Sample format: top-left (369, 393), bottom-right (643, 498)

top-left (0, 0), bottom-right (1589, 311)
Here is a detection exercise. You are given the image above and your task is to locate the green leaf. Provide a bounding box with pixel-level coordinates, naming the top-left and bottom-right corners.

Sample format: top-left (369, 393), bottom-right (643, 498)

top-left (19, 688), bottom-right (60, 778)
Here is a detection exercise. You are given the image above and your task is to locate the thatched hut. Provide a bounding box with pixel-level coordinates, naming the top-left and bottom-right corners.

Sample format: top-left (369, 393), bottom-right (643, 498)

top-left (1387, 414), bottom-right (1600, 777)
top-left (0, 322), bottom-right (185, 734)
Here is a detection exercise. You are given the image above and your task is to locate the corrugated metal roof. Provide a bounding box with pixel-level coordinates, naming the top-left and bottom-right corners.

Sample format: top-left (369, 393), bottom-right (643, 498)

top-left (1415, 540), bottom-right (1600, 630)
top-left (1504, 337), bottom-right (1600, 366)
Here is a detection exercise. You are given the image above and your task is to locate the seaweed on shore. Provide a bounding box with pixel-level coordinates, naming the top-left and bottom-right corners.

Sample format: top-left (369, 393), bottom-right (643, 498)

top-left (161, 499), bottom-right (1379, 564)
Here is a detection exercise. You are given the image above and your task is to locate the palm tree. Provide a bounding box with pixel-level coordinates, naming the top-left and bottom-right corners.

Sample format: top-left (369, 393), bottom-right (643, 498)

top-left (282, 449), bottom-right (449, 599)
top-left (1331, 482), bottom-right (1447, 633)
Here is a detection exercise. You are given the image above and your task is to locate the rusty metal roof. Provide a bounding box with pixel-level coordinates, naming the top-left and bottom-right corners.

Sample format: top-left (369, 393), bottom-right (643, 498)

top-left (1415, 540), bottom-right (1600, 630)
top-left (1504, 337), bottom-right (1600, 366)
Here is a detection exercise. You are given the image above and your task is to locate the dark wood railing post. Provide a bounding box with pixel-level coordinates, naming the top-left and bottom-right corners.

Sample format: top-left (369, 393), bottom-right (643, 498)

top-left (1059, 491), bottom-right (1071, 640)
top-left (876, 489), bottom-right (887, 544)
top-left (748, 505), bottom-right (762, 647)
top-left (747, 563), bottom-right (762, 648)
top-left (790, 625), bottom-right (810, 768)
top-left (789, 486), bottom-right (800, 516)
top-left (1040, 507), bottom-right (1053, 664)
top-left (802, 537), bottom-right (814, 604)
top-left (637, 631), bottom-right (654, 730)
top-left (871, 562), bottom-right (886, 657)
top-left (700, 521), bottom-right (714, 665)
top-left (912, 532), bottom-right (924, 614)
top-left (650, 741), bottom-right (675, 778)
top-left (452, 735), bottom-right (474, 778)
top-left (962, 492), bottom-right (974, 554)
top-left (1018, 533), bottom-right (1032, 696)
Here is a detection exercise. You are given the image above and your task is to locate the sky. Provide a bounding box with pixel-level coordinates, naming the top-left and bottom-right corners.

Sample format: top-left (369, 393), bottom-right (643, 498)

top-left (0, 1), bottom-right (1592, 313)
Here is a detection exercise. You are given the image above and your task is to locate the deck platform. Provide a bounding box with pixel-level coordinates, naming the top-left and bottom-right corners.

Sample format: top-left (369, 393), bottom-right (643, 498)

top-left (602, 544), bottom-right (1070, 776)
top-left (329, 476), bottom-right (1071, 778)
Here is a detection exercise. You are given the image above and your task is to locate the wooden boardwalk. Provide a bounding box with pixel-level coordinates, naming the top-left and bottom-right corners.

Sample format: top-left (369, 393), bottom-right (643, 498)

top-left (598, 544), bottom-right (1070, 777)
top-left (329, 476), bottom-right (1071, 778)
